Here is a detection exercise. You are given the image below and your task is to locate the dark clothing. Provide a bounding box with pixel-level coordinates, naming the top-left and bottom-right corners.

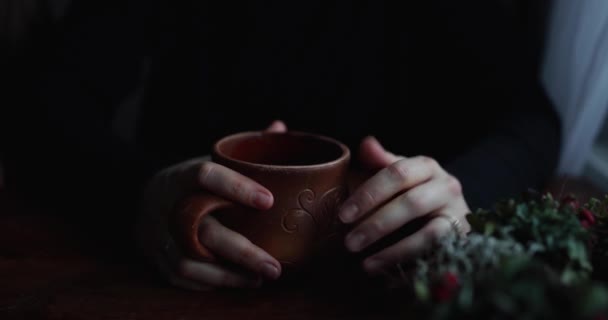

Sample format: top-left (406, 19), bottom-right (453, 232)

top-left (5, 0), bottom-right (561, 229)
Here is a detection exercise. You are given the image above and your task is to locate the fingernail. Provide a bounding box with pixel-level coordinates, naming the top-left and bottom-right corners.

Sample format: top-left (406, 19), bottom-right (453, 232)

top-left (339, 204), bottom-right (359, 223)
top-left (363, 259), bottom-right (383, 273)
top-left (345, 232), bottom-right (367, 252)
top-left (261, 263), bottom-right (280, 280)
top-left (253, 192), bottom-right (273, 209)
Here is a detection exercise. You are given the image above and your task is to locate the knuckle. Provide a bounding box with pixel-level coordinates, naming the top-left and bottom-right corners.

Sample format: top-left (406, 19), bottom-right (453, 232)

top-left (367, 219), bottom-right (386, 236)
top-left (198, 162), bottom-right (215, 185)
top-left (403, 192), bottom-right (426, 213)
top-left (359, 189), bottom-right (377, 209)
top-left (446, 175), bottom-right (463, 196)
top-left (419, 156), bottom-right (439, 169)
top-left (229, 179), bottom-right (248, 200)
top-left (236, 242), bottom-right (258, 266)
top-left (387, 159), bottom-right (409, 182)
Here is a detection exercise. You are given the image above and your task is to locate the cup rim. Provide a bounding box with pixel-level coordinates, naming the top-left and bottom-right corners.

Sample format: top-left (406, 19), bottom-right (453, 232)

top-left (213, 131), bottom-right (351, 170)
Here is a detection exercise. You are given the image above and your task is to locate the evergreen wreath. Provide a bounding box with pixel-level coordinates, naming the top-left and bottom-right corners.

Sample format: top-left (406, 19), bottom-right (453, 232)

top-left (396, 192), bottom-right (608, 319)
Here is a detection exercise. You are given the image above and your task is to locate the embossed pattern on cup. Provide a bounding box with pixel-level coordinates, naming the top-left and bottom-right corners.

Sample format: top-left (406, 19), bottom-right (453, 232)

top-left (210, 131), bottom-right (351, 267)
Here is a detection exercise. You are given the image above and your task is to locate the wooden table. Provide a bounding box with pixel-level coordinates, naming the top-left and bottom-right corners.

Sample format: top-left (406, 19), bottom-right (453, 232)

top-left (1, 177), bottom-right (604, 319)
top-left (0, 190), bottom-right (406, 320)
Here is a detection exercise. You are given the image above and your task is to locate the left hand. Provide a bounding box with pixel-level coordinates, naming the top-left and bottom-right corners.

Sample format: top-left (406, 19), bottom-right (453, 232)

top-left (339, 136), bottom-right (471, 274)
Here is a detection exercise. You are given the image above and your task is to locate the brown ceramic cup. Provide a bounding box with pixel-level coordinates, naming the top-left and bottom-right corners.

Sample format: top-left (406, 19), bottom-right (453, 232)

top-left (173, 131), bottom-right (351, 270)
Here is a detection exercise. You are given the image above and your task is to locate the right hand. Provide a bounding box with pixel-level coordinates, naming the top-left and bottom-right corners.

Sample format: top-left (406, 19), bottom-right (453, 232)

top-left (137, 121), bottom-right (288, 290)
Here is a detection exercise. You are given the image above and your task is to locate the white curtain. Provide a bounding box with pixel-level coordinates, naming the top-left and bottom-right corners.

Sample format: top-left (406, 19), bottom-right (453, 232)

top-left (542, 0), bottom-right (608, 176)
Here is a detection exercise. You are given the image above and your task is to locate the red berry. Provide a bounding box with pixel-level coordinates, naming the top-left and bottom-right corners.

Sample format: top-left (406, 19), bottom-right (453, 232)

top-left (443, 272), bottom-right (459, 289)
top-left (579, 208), bottom-right (597, 227)
top-left (432, 272), bottom-right (460, 302)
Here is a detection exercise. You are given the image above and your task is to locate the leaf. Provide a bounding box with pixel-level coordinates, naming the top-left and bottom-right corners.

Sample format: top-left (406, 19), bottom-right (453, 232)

top-left (457, 281), bottom-right (474, 310)
top-left (560, 268), bottom-right (579, 285)
top-left (527, 242), bottom-right (546, 255)
top-left (414, 279), bottom-right (430, 302)
top-left (484, 222), bottom-right (495, 236)
top-left (566, 240), bottom-right (593, 270)
top-left (515, 203), bottom-right (529, 220)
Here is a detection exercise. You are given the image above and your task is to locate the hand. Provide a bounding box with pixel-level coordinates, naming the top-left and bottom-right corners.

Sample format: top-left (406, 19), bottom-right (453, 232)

top-left (339, 136), bottom-right (471, 274)
top-left (137, 121), bottom-right (287, 290)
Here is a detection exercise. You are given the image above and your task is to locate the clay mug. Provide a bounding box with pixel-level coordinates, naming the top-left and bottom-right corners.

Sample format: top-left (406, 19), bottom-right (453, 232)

top-left (172, 131), bottom-right (351, 270)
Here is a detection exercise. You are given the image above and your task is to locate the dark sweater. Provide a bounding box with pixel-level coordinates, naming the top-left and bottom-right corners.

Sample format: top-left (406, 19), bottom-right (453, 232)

top-left (5, 0), bottom-right (561, 237)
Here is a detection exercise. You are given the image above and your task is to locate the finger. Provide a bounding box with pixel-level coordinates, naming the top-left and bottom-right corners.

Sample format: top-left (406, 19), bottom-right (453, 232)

top-left (358, 136), bottom-right (401, 170)
top-left (198, 216), bottom-right (282, 280)
top-left (176, 258), bottom-right (263, 288)
top-left (196, 161), bottom-right (274, 210)
top-left (344, 177), bottom-right (455, 252)
top-left (265, 120), bottom-right (287, 133)
top-left (362, 216), bottom-right (453, 274)
top-left (339, 156), bottom-right (441, 223)
top-left (149, 238), bottom-right (235, 291)
top-left (167, 273), bottom-right (214, 291)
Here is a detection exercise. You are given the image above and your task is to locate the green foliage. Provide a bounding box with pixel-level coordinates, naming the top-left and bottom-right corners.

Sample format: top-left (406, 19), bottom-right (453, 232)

top-left (468, 194), bottom-right (592, 284)
top-left (405, 193), bottom-right (608, 319)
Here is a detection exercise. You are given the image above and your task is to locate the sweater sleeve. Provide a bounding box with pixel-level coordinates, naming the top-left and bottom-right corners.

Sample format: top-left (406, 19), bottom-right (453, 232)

top-left (444, 83), bottom-right (561, 210)
top-left (437, 0), bottom-right (562, 210)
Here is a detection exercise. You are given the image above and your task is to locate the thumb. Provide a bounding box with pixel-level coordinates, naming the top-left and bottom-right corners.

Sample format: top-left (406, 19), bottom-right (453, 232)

top-left (265, 120), bottom-right (287, 133)
top-left (359, 136), bottom-right (401, 170)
